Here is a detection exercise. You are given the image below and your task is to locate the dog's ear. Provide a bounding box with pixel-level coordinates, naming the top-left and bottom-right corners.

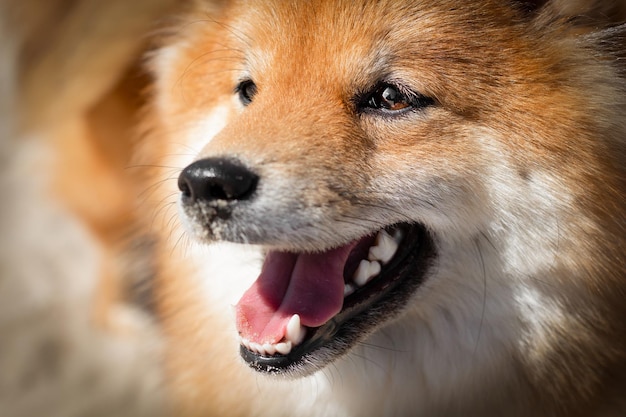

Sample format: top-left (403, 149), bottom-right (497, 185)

top-left (514, 0), bottom-right (626, 27)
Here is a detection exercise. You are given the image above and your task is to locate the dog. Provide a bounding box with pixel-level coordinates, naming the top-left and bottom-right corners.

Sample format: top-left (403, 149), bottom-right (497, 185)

top-left (145, 0), bottom-right (626, 416)
top-left (6, 0), bottom-right (625, 416)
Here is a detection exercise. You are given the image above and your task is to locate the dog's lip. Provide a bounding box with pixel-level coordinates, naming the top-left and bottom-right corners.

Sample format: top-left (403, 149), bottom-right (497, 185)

top-left (239, 223), bottom-right (433, 374)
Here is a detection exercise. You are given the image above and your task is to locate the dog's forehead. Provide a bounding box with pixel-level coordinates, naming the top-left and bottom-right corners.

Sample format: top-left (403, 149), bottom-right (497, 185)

top-left (229, 1), bottom-right (399, 83)
top-left (227, 0), bottom-right (521, 88)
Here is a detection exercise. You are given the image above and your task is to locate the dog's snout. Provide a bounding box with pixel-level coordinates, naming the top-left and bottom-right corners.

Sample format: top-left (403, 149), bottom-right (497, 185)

top-left (178, 158), bottom-right (258, 203)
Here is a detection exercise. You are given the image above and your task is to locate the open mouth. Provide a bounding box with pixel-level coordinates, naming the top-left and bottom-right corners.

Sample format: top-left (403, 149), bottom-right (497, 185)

top-left (235, 223), bottom-right (435, 375)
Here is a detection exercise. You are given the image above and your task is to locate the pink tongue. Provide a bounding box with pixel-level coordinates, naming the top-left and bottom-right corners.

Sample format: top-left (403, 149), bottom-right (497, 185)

top-left (235, 243), bottom-right (356, 344)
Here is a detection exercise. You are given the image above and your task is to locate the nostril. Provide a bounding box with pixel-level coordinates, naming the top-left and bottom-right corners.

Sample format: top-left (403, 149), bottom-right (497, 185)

top-left (178, 176), bottom-right (193, 200)
top-left (178, 158), bottom-right (259, 203)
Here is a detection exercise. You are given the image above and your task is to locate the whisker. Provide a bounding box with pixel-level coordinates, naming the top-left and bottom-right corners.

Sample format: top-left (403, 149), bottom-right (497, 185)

top-left (151, 200), bottom-right (178, 230)
top-left (176, 53), bottom-right (243, 92)
top-left (347, 351), bottom-right (386, 373)
top-left (169, 141), bottom-right (201, 154)
top-left (335, 215), bottom-right (387, 229)
top-left (356, 340), bottom-right (407, 354)
top-left (171, 230), bottom-right (189, 256)
top-left (137, 177), bottom-right (177, 201)
top-left (199, 14), bottom-right (253, 47)
top-left (125, 164), bottom-right (183, 170)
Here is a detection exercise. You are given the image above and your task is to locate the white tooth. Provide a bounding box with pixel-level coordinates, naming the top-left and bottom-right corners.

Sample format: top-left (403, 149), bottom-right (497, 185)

top-left (286, 314), bottom-right (306, 345)
top-left (263, 343), bottom-right (276, 356)
top-left (344, 283), bottom-right (356, 297)
top-left (353, 259), bottom-right (381, 287)
top-left (353, 260), bottom-right (370, 286)
top-left (275, 341), bottom-right (292, 355)
top-left (368, 230), bottom-right (398, 264)
top-left (286, 314), bottom-right (300, 342)
top-left (257, 343), bottom-right (266, 355)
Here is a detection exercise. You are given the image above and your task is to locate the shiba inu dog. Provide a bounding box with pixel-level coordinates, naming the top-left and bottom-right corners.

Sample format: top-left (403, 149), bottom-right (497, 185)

top-left (146, 0), bottom-right (626, 416)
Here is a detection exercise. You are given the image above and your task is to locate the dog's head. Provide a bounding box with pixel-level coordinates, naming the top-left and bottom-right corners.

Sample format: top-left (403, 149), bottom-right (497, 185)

top-left (151, 0), bottom-right (626, 411)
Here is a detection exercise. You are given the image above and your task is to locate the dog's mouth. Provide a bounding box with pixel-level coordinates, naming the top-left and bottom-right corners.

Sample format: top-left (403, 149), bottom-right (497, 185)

top-left (235, 222), bottom-right (434, 375)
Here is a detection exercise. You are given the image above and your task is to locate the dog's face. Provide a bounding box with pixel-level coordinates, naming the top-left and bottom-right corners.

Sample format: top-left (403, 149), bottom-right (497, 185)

top-left (153, 0), bottom-right (626, 406)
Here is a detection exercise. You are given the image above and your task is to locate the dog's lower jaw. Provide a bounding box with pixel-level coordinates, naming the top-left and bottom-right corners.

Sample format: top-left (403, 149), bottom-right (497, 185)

top-left (188, 234), bottom-right (537, 416)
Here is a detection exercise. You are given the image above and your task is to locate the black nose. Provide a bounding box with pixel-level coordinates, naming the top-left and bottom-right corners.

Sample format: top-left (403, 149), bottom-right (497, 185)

top-left (178, 158), bottom-right (259, 203)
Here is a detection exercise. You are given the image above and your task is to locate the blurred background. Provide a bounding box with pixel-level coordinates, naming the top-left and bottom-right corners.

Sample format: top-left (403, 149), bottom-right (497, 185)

top-left (0, 2), bottom-right (184, 416)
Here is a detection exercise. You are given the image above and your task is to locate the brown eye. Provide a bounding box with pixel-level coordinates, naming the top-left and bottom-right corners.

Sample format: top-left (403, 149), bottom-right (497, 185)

top-left (368, 84), bottom-right (411, 111)
top-left (360, 82), bottom-right (434, 115)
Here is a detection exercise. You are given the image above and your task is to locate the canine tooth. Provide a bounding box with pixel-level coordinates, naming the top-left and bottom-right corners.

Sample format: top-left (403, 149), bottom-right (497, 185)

top-left (344, 283), bottom-right (356, 297)
top-left (353, 259), bottom-right (381, 287)
top-left (275, 341), bottom-right (292, 355)
top-left (286, 314), bottom-right (306, 345)
top-left (241, 337), bottom-right (251, 350)
top-left (368, 230), bottom-right (398, 264)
